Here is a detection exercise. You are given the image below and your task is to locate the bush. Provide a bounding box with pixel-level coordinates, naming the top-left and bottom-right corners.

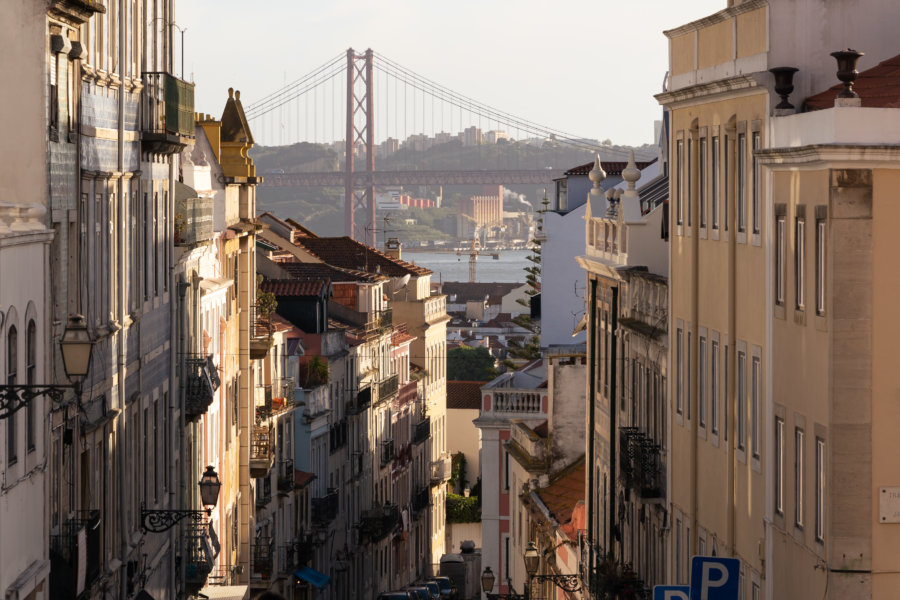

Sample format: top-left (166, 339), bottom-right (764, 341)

top-left (446, 493), bottom-right (481, 523)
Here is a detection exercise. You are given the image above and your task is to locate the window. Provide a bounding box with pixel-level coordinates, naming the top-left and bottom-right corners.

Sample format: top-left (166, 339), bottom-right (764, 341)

top-left (7, 326), bottom-right (17, 466)
top-left (676, 517), bottom-right (683, 583)
top-left (153, 191), bottom-right (159, 296)
top-left (723, 345), bottom-right (729, 442)
top-left (504, 450), bottom-right (509, 490)
top-left (737, 133), bottom-right (746, 233)
top-left (711, 340), bottom-right (719, 435)
top-left (796, 213), bottom-right (806, 309)
top-left (724, 135), bottom-right (730, 231)
top-left (687, 138), bottom-right (693, 227)
top-left (752, 132), bottom-right (761, 234)
top-left (752, 582), bottom-right (760, 600)
top-left (776, 215), bottom-right (786, 305)
top-left (775, 418), bottom-right (785, 515)
top-left (49, 53), bottom-right (59, 141)
top-left (699, 336), bottom-right (707, 428)
top-left (676, 328), bottom-right (683, 415)
top-left (712, 136), bottom-right (720, 230)
top-left (26, 320), bottom-right (36, 452)
top-left (687, 331), bottom-right (692, 420)
top-left (816, 216), bottom-right (826, 315)
top-left (816, 437), bottom-right (826, 541)
top-left (795, 428), bottom-right (805, 527)
top-left (676, 140), bottom-right (684, 226)
top-left (751, 356), bottom-right (760, 459)
top-left (699, 137), bottom-right (707, 228)
top-left (737, 350), bottom-right (746, 451)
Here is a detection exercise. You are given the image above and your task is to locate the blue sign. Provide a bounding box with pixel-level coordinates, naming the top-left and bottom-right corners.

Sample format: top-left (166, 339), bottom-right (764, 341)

top-left (690, 556), bottom-right (740, 600)
top-left (654, 585), bottom-right (690, 600)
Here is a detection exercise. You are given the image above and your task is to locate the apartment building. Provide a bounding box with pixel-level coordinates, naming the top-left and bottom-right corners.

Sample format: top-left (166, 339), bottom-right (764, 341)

top-left (656, 1), bottom-right (900, 598)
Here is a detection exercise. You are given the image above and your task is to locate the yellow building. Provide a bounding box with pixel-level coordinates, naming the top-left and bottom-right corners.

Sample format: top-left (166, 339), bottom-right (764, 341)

top-left (657, 1), bottom-right (900, 598)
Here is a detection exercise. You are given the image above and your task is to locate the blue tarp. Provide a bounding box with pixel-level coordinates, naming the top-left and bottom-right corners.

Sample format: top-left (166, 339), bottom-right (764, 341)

top-left (294, 566), bottom-right (331, 589)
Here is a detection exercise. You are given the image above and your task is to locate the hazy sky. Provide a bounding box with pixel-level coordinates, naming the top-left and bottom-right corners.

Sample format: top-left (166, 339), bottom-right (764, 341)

top-left (177, 0), bottom-right (723, 147)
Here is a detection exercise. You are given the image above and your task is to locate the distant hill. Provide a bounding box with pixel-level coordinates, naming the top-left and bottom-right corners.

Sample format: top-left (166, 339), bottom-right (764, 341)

top-left (252, 139), bottom-right (656, 237)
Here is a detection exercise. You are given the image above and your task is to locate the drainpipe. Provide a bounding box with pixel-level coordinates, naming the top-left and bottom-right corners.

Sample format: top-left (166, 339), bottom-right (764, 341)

top-left (117, 0), bottom-right (129, 598)
top-left (586, 279), bottom-right (597, 579)
top-left (608, 286), bottom-right (618, 558)
top-left (690, 129), bottom-right (699, 559)
top-left (726, 125), bottom-right (737, 559)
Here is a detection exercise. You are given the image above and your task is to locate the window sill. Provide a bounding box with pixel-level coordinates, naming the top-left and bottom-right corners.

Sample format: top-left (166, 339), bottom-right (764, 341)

top-left (774, 304), bottom-right (786, 320)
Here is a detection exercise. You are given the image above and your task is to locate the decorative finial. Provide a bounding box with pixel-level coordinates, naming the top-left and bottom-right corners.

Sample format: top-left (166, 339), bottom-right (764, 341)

top-left (622, 150), bottom-right (641, 191)
top-left (589, 154), bottom-right (606, 198)
top-left (831, 49), bottom-right (864, 100)
top-left (228, 87), bottom-right (234, 98)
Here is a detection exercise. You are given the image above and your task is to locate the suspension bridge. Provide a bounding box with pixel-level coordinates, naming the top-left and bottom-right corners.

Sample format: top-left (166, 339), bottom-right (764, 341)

top-left (244, 48), bottom-right (633, 245)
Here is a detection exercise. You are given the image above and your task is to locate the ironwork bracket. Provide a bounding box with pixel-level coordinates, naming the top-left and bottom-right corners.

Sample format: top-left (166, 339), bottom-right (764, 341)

top-left (0, 384), bottom-right (74, 420)
top-left (140, 502), bottom-right (209, 533)
top-left (532, 574), bottom-right (583, 593)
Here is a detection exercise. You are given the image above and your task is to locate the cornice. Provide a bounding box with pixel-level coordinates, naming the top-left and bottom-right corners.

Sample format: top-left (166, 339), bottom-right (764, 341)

top-left (656, 75), bottom-right (761, 107)
top-left (756, 144), bottom-right (900, 168)
top-left (663, 0), bottom-right (767, 39)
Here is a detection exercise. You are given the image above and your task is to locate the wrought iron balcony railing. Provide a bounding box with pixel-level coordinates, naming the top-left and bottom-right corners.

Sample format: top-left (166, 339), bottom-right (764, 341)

top-left (250, 425), bottom-right (274, 478)
top-left (141, 72), bottom-right (194, 154)
top-left (256, 476), bottom-right (272, 507)
top-left (412, 487), bottom-right (430, 515)
top-left (184, 355), bottom-right (219, 421)
top-left (329, 418), bottom-right (348, 453)
top-left (414, 416), bottom-right (430, 445)
top-left (174, 196), bottom-right (213, 246)
top-left (348, 386), bottom-right (371, 415)
top-left (377, 373), bottom-right (399, 403)
top-left (184, 522), bottom-right (214, 596)
top-left (358, 503), bottom-right (400, 544)
top-left (312, 489), bottom-right (340, 525)
top-left (278, 459), bottom-right (295, 494)
top-left (250, 540), bottom-right (274, 581)
top-left (50, 510), bottom-right (101, 598)
top-left (381, 438), bottom-right (395, 466)
top-left (619, 427), bottom-right (664, 499)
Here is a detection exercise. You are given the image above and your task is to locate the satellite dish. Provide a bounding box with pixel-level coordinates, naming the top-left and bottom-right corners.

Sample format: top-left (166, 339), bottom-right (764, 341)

top-left (391, 274), bottom-right (411, 292)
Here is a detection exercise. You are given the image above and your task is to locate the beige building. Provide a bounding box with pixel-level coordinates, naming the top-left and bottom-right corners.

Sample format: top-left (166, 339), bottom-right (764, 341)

top-left (657, 1), bottom-right (900, 598)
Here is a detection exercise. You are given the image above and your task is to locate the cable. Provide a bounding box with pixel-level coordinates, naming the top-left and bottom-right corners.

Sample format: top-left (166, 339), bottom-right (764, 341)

top-left (245, 52), bottom-right (344, 113)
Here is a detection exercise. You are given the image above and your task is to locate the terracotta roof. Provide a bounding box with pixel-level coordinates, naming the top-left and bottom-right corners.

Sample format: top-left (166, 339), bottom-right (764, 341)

top-left (805, 53), bottom-right (900, 111)
top-left (535, 458), bottom-right (585, 531)
top-left (446, 381), bottom-right (483, 409)
top-left (280, 261), bottom-right (383, 283)
top-left (564, 158), bottom-right (656, 177)
top-left (392, 330), bottom-right (416, 346)
top-left (293, 236), bottom-right (432, 277)
top-left (442, 282), bottom-right (523, 305)
top-left (260, 279), bottom-right (328, 298)
top-left (294, 470), bottom-right (316, 488)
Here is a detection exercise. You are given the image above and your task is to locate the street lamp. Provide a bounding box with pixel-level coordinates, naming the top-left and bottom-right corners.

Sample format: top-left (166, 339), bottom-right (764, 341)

top-left (141, 465), bottom-right (221, 533)
top-left (0, 314), bottom-right (94, 420)
top-left (482, 567), bottom-right (495, 596)
top-left (481, 567), bottom-right (524, 600)
top-left (523, 541), bottom-right (583, 599)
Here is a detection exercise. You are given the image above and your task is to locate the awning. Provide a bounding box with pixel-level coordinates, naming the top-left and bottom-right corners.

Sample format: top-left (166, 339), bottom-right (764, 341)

top-left (198, 585), bottom-right (249, 600)
top-left (295, 566), bottom-right (331, 589)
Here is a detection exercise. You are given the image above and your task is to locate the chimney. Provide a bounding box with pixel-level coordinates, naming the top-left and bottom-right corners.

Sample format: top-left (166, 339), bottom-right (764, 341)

top-left (385, 237), bottom-right (402, 260)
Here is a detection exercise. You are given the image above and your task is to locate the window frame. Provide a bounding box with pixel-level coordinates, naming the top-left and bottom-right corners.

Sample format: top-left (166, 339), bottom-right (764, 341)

top-left (711, 135), bottom-right (720, 232)
top-left (676, 138), bottom-right (684, 228)
top-left (737, 132), bottom-right (747, 234)
top-left (776, 210), bottom-right (786, 307)
top-left (795, 427), bottom-right (805, 528)
top-left (816, 213), bottom-right (826, 316)
top-left (711, 338), bottom-right (719, 436)
top-left (775, 417), bottom-right (785, 515)
top-left (7, 326), bottom-right (18, 466)
top-left (737, 349), bottom-right (747, 454)
top-left (816, 437), bottom-right (826, 542)
top-left (699, 136), bottom-right (708, 230)
top-left (796, 209), bottom-right (806, 311)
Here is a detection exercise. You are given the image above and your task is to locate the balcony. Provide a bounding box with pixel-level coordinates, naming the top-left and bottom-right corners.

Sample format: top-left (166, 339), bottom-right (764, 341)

top-left (329, 419), bottom-right (348, 453)
top-left (250, 425), bottom-right (274, 478)
top-left (365, 308), bottom-right (393, 337)
top-left (380, 438), bottom-right (395, 466)
top-left (271, 377), bottom-right (296, 414)
top-left (141, 72), bottom-right (194, 155)
top-left (184, 522), bottom-right (214, 596)
top-left (312, 489), bottom-right (340, 525)
top-left (278, 459), bottom-right (294, 494)
top-left (491, 388), bottom-right (542, 413)
top-left (431, 454), bottom-right (452, 485)
top-left (256, 384), bottom-right (273, 422)
top-left (414, 417), bottom-right (430, 445)
top-left (184, 355), bottom-right (220, 422)
top-left (348, 386), bottom-right (371, 415)
top-left (412, 487), bottom-right (430, 515)
top-left (358, 503), bottom-right (400, 543)
top-left (619, 427), bottom-right (665, 500)
top-left (174, 195), bottom-right (213, 247)
top-left (280, 533), bottom-right (315, 573)
top-left (256, 476), bottom-right (272, 507)
top-left (398, 379), bottom-right (418, 407)
top-left (377, 373), bottom-right (399, 404)
top-left (250, 540), bottom-right (274, 582)
top-left (249, 304), bottom-right (274, 360)
top-left (49, 510), bottom-right (101, 599)
top-left (206, 565), bottom-right (237, 587)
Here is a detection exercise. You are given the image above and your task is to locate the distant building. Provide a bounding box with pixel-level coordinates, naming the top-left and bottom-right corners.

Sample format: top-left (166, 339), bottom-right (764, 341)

top-left (485, 130), bottom-right (510, 145)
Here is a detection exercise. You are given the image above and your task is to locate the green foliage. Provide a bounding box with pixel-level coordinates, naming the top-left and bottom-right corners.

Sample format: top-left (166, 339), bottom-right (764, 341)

top-left (446, 493), bottom-right (481, 523)
top-left (590, 553), bottom-right (644, 600)
top-left (447, 345), bottom-right (498, 381)
top-left (303, 355), bottom-right (329, 388)
top-left (256, 274), bottom-right (278, 319)
top-left (449, 452), bottom-right (468, 494)
top-left (506, 193), bottom-right (549, 364)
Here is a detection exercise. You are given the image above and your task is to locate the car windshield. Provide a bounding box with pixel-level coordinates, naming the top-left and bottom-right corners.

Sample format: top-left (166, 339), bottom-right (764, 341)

top-left (434, 579), bottom-right (452, 592)
top-left (424, 583), bottom-right (439, 594)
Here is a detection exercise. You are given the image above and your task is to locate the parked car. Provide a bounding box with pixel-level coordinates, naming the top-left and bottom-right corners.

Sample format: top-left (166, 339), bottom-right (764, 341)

top-left (418, 581), bottom-right (441, 600)
top-left (378, 592), bottom-right (414, 600)
top-left (407, 586), bottom-right (431, 600)
top-left (428, 576), bottom-right (456, 600)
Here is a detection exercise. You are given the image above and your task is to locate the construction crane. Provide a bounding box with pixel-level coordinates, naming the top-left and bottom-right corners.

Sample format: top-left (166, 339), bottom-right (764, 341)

top-left (456, 237), bottom-right (496, 283)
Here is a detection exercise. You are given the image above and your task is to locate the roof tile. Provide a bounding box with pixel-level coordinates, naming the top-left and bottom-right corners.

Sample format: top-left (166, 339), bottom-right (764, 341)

top-left (805, 53), bottom-right (900, 110)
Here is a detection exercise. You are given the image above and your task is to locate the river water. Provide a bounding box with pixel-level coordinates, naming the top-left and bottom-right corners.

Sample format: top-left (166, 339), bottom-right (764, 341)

top-left (402, 250), bottom-right (530, 284)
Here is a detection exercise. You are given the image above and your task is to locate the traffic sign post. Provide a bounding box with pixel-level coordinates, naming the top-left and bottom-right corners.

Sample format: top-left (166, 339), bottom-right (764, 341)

top-left (653, 585), bottom-right (690, 600)
top-left (689, 556), bottom-right (740, 600)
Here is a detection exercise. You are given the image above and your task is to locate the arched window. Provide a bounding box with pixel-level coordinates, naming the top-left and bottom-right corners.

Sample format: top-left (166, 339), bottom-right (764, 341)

top-left (26, 320), bottom-right (36, 452)
top-left (7, 326), bottom-right (17, 465)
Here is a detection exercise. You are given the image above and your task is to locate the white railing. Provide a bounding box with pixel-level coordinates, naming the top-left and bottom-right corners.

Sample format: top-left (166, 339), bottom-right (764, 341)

top-left (491, 389), bottom-right (542, 413)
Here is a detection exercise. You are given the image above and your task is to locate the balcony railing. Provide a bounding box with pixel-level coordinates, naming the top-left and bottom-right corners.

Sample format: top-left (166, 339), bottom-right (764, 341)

top-left (141, 72), bottom-right (194, 154)
top-left (619, 427), bottom-right (664, 499)
top-left (250, 426), bottom-right (274, 478)
top-left (431, 454), bottom-right (452, 484)
top-left (249, 304), bottom-right (274, 360)
top-left (185, 522), bottom-right (214, 596)
top-left (414, 417), bottom-right (430, 445)
top-left (366, 308), bottom-right (393, 335)
top-left (174, 196), bottom-right (213, 246)
top-left (272, 377), bottom-right (296, 412)
top-left (280, 533), bottom-right (315, 573)
top-left (50, 510), bottom-right (101, 598)
top-left (378, 373), bottom-right (399, 403)
top-left (256, 476), bottom-right (272, 507)
top-left (412, 487), bottom-right (430, 515)
top-left (206, 565), bottom-right (237, 587)
top-left (312, 489), bottom-right (340, 525)
top-left (491, 389), bottom-right (542, 413)
top-left (278, 459), bottom-right (295, 494)
top-left (184, 355), bottom-right (219, 422)
top-left (358, 503), bottom-right (400, 543)
top-left (250, 540), bottom-right (274, 581)
top-left (348, 386), bottom-right (371, 415)
top-left (381, 439), bottom-right (395, 466)
top-left (329, 419), bottom-right (348, 453)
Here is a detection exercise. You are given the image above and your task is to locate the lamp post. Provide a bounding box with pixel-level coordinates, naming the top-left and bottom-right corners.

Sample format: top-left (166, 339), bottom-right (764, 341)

top-left (140, 465), bottom-right (221, 533)
top-left (152, 18), bottom-right (186, 79)
top-left (0, 314), bottom-right (93, 420)
top-left (523, 541), bottom-right (583, 600)
top-left (481, 567), bottom-right (525, 600)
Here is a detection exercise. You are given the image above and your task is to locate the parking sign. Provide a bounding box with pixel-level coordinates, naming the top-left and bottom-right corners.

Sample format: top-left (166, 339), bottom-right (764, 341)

top-left (689, 556), bottom-right (740, 600)
top-left (653, 585), bottom-right (690, 600)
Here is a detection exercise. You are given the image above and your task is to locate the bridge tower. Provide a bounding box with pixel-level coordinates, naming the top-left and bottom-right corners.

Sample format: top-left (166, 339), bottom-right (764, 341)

top-left (345, 48), bottom-right (376, 245)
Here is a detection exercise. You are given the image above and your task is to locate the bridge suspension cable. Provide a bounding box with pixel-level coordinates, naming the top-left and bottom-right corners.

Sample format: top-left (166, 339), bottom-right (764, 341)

top-left (244, 52), bottom-right (344, 119)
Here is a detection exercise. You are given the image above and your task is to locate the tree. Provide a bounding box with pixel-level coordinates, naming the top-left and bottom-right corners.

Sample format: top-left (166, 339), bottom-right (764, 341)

top-left (506, 191), bottom-right (548, 364)
top-left (447, 346), bottom-right (498, 381)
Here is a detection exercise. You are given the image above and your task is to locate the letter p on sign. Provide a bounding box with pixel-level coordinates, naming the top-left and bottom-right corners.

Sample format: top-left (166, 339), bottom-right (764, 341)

top-left (653, 586), bottom-right (689, 600)
top-left (689, 556), bottom-right (740, 600)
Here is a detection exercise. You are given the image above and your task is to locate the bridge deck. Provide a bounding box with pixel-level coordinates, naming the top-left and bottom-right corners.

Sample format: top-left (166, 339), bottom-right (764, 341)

top-left (261, 169), bottom-right (564, 187)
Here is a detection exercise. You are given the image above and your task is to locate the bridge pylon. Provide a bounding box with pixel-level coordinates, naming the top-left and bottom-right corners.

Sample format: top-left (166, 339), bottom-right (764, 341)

top-left (345, 48), bottom-right (376, 246)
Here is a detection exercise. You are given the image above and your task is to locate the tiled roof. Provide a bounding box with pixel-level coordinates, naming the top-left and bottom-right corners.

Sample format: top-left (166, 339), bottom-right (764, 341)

top-left (564, 158), bottom-right (657, 177)
top-left (293, 236), bottom-right (432, 277)
top-left (260, 279), bottom-right (328, 298)
top-left (392, 330), bottom-right (416, 346)
top-left (535, 458), bottom-right (585, 530)
top-left (294, 470), bottom-right (316, 488)
top-left (805, 54), bottom-right (900, 110)
top-left (442, 281), bottom-right (523, 305)
top-left (280, 261), bottom-right (383, 283)
top-left (446, 381), bottom-right (484, 410)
